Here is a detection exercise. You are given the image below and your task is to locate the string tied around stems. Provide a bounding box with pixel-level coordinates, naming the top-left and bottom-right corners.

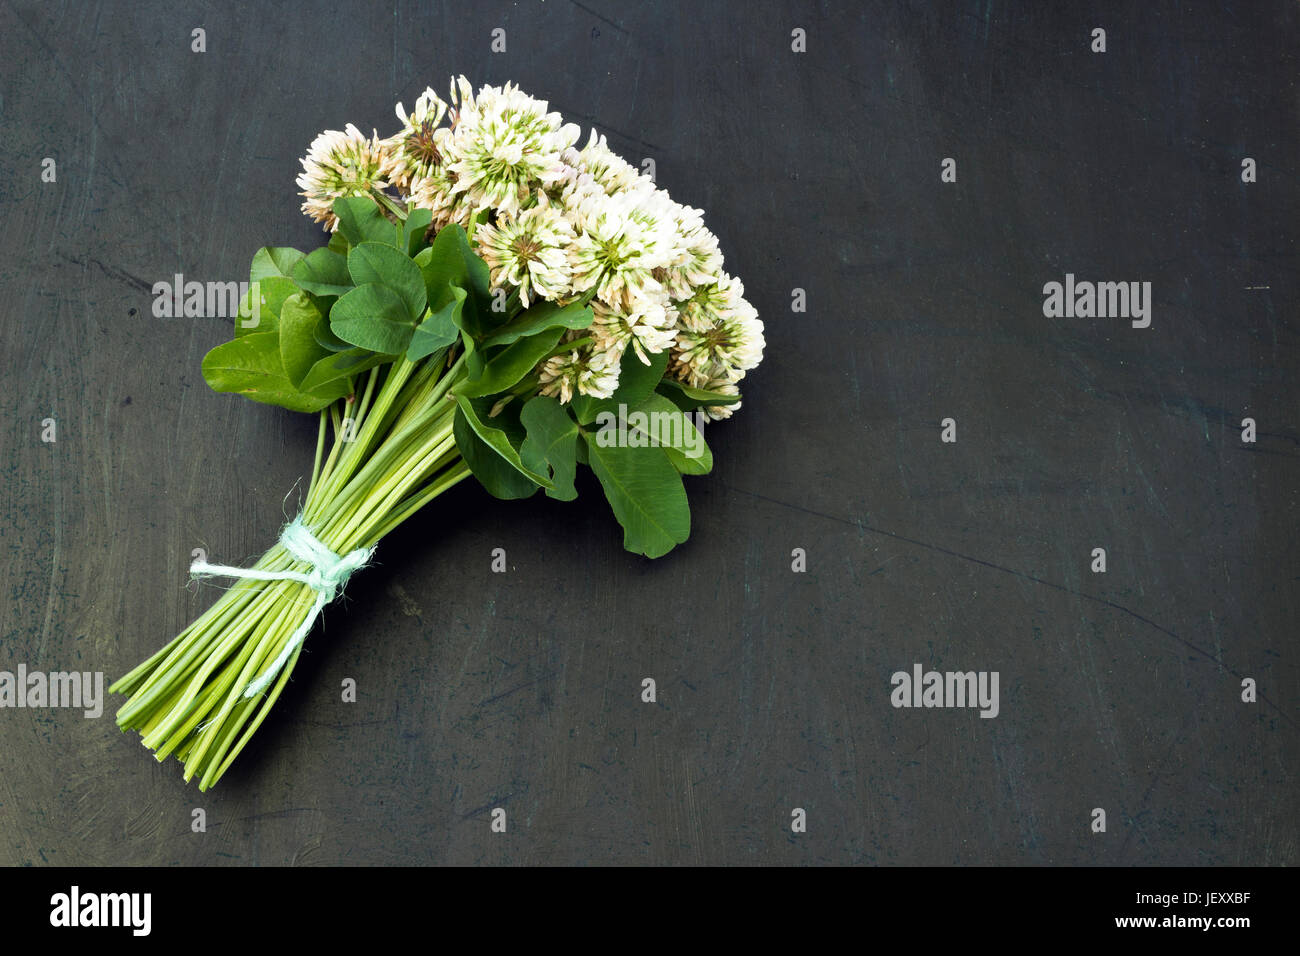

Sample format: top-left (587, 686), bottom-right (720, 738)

top-left (189, 517), bottom-right (375, 698)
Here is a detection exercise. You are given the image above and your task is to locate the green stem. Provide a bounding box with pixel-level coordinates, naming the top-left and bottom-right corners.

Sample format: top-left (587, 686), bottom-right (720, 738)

top-left (371, 190), bottom-right (409, 221)
top-left (365, 461), bottom-right (471, 545)
top-left (543, 336), bottom-right (592, 360)
top-left (114, 343), bottom-right (482, 789)
top-left (308, 412), bottom-right (328, 492)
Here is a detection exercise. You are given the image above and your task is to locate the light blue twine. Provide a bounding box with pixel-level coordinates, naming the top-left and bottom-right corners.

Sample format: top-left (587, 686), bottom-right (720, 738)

top-left (190, 517), bottom-right (375, 698)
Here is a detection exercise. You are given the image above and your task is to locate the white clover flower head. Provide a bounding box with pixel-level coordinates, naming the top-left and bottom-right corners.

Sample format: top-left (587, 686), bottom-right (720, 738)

top-left (558, 172), bottom-right (612, 230)
top-left (626, 187), bottom-right (684, 246)
top-left (721, 299), bottom-right (765, 373)
top-left (296, 123), bottom-right (392, 230)
top-left (407, 165), bottom-right (475, 230)
top-left (697, 373), bottom-right (742, 421)
top-left (674, 272), bottom-right (743, 333)
top-left (591, 294), bottom-right (678, 366)
top-left (567, 190), bottom-right (673, 307)
top-left (674, 286), bottom-right (765, 387)
top-left (440, 82), bottom-right (580, 217)
top-left (474, 204), bottom-right (574, 308)
top-left (657, 208), bottom-right (724, 300)
top-left (384, 87), bottom-right (450, 190)
top-left (575, 129), bottom-right (645, 196)
top-left (538, 345), bottom-right (619, 403)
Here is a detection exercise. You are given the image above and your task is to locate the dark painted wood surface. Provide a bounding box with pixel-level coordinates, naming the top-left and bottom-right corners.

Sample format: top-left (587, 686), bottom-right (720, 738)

top-left (0, 0), bottom-right (1295, 865)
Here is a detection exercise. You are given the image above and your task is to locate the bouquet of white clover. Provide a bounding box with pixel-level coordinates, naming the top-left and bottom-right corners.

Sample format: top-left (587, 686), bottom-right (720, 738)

top-left (111, 77), bottom-right (765, 789)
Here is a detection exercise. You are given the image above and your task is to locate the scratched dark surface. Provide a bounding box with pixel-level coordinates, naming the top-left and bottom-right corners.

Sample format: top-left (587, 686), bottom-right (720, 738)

top-left (0, 0), bottom-right (1295, 867)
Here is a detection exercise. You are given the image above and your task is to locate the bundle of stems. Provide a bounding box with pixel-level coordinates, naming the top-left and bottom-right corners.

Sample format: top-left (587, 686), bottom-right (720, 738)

top-left (110, 350), bottom-right (469, 790)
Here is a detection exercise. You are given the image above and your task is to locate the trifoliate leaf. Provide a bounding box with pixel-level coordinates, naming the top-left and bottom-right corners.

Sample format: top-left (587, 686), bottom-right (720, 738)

top-left (453, 397), bottom-right (545, 499)
top-left (454, 394), bottom-right (553, 491)
top-left (333, 196), bottom-right (400, 247)
top-left (329, 283), bottom-right (415, 354)
top-left (201, 331), bottom-right (337, 413)
top-left (583, 436), bottom-right (690, 558)
top-left (347, 241), bottom-right (427, 321)
top-left (520, 395), bottom-right (579, 501)
top-left (407, 284), bottom-right (465, 361)
top-left (250, 247), bottom-right (304, 282)
top-left (455, 327), bottom-right (566, 398)
top-left (292, 248), bottom-right (353, 298)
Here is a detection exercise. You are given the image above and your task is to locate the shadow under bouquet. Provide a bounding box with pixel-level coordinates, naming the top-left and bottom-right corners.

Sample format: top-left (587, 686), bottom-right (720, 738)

top-left (111, 77), bottom-right (765, 789)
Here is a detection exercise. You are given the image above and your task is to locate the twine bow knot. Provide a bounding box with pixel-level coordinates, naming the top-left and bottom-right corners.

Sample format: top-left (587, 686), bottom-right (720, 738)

top-left (189, 517), bottom-right (375, 698)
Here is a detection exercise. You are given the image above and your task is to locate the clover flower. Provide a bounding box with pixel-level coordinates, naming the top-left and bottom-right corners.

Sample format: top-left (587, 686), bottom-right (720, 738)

top-left (440, 82), bottom-right (580, 217)
top-left (538, 344), bottom-right (620, 403)
top-left (657, 208), bottom-right (724, 300)
top-left (296, 123), bottom-right (392, 230)
top-left (696, 373), bottom-right (743, 421)
top-left (674, 285), bottom-right (766, 386)
top-left (474, 204), bottom-right (574, 308)
top-left (567, 190), bottom-right (674, 307)
top-left (674, 272), bottom-right (744, 332)
top-left (590, 295), bottom-right (678, 366)
top-left (383, 87), bottom-right (450, 190)
top-left (574, 129), bottom-right (646, 196)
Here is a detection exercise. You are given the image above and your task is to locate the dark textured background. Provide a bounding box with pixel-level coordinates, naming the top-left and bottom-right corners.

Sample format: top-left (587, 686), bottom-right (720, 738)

top-left (0, 0), bottom-right (1295, 866)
